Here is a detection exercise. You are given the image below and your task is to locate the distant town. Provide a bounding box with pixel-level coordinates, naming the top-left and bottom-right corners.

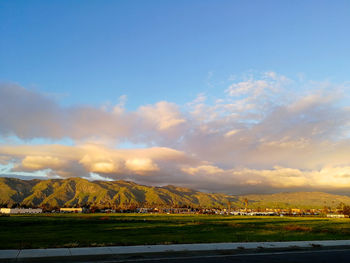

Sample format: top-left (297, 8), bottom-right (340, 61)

top-left (1, 205), bottom-right (349, 218)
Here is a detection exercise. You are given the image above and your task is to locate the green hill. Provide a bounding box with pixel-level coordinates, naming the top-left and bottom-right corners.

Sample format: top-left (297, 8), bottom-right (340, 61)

top-left (0, 177), bottom-right (237, 209)
top-left (240, 192), bottom-right (350, 209)
top-left (1, 177), bottom-right (349, 209)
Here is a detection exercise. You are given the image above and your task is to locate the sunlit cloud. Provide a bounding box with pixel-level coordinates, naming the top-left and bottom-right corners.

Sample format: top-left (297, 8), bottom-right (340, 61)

top-left (1, 72), bottom-right (350, 193)
top-left (138, 101), bottom-right (186, 131)
top-left (0, 143), bottom-right (195, 178)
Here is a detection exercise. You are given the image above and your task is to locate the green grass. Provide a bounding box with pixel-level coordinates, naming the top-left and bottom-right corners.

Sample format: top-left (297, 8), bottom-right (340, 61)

top-left (1, 213), bottom-right (350, 249)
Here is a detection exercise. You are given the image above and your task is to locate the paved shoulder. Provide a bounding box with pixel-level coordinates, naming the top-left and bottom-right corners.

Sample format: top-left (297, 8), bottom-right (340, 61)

top-left (1, 240), bottom-right (350, 262)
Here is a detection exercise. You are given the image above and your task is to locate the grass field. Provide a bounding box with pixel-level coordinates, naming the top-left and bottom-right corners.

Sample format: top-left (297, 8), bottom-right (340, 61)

top-left (1, 213), bottom-right (350, 249)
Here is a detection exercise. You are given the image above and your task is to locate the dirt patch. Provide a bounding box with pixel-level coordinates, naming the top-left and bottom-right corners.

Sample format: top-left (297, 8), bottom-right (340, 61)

top-left (284, 225), bottom-right (312, 232)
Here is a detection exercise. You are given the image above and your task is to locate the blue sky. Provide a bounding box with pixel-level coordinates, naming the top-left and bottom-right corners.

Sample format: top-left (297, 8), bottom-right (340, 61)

top-left (1, 0), bottom-right (350, 108)
top-left (1, 1), bottom-right (350, 193)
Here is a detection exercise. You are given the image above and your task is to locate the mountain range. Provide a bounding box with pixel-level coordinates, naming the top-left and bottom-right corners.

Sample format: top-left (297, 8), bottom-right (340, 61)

top-left (1, 177), bottom-right (349, 209)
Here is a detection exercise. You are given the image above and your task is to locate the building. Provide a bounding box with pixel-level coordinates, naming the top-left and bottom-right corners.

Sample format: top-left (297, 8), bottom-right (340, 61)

top-left (291, 208), bottom-right (301, 214)
top-left (327, 214), bottom-right (348, 218)
top-left (0, 208), bottom-right (42, 214)
top-left (60, 208), bottom-right (83, 213)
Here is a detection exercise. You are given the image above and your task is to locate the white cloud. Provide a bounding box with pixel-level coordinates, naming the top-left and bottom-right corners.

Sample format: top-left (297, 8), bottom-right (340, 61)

top-left (138, 101), bottom-right (186, 131)
top-left (1, 73), bottom-right (350, 193)
top-left (226, 79), bottom-right (269, 97)
top-left (125, 158), bottom-right (159, 173)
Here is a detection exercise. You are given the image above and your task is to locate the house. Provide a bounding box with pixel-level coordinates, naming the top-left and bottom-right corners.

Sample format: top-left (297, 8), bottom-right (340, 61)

top-left (291, 208), bottom-right (301, 214)
top-left (60, 208), bottom-right (83, 213)
top-left (0, 208), bottom-right (42, 214)
top-left (327, 214), bottom-right (348, 218)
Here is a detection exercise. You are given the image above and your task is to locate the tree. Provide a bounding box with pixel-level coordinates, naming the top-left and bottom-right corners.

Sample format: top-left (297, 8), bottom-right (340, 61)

top-left (337, 202), bottom-right (350, 216)
top-left (337, 202), bottom-right (345, 211)
top-left (243, 198), bottom-right (249, 211)
top-left (226, 200), bottom-right (231, 211)
top-left (343, 206), bottom-right (350, 216)
top-left (322, 206), bottom-right (329, 215)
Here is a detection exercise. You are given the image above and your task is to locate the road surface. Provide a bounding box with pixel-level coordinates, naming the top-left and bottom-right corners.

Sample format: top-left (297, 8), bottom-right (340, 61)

top-left (92, 249), bottom-right (350, 263)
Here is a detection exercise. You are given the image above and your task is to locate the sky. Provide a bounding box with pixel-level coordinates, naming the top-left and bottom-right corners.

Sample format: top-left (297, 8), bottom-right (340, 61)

top-left (1, 0), bottom-right (350, 194)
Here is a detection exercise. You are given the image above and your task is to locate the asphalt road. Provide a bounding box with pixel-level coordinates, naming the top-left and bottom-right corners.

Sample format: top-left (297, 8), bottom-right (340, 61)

top-left (94, 249), bottom-right (350, 263)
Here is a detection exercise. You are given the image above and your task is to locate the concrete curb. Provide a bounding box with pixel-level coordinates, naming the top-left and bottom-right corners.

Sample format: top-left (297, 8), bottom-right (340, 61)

top-left (1, 240), bottom-right (350, 261)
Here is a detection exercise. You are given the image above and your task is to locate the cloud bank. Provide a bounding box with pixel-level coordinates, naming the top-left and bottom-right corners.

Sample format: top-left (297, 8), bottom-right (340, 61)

top-left (1, 73), bottom-right (350, 194)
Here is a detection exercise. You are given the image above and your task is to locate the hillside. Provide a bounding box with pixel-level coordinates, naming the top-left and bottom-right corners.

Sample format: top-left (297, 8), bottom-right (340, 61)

top-left (240, 192), bottom-right (350, 209)
top-left (0, 177), bottom-right (237, 209)
top-left (1, 177), bottom-right (350, 209)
